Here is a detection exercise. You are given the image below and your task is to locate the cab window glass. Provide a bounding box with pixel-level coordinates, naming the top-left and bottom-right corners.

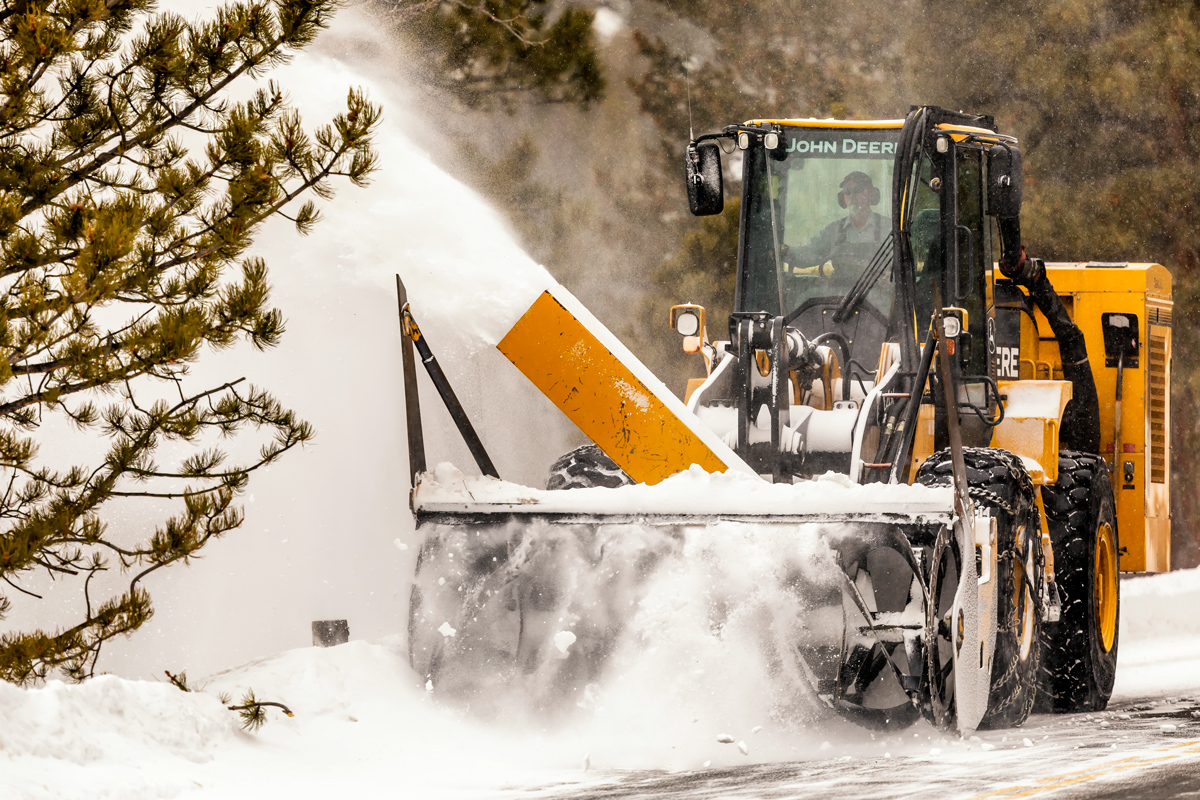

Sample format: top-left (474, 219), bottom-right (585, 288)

top-left (908, 157), bottom-right (940, 332)
top-left (741, 129), bottom-right (898, 319)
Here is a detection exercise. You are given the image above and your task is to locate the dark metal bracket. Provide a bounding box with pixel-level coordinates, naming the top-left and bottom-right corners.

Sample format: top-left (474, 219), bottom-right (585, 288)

top-left (395, 275), bottom-right (500, 486)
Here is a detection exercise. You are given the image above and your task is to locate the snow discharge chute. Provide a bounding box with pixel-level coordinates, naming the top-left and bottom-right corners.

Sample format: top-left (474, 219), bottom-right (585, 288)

top-left (495, 286), bottom-right (752, 484)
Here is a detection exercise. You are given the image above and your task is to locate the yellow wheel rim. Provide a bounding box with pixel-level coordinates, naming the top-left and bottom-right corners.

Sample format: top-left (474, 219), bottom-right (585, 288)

top-left (1096, 521), bottom-right (1118, 652)
top-left (1013, 524), bottom-right (1035, 662)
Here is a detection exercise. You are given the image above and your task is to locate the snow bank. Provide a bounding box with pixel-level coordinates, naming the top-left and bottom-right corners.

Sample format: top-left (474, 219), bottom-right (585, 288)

top-left (1113, 567), bottom-right (1200, 700)
top-left (0, 641), bottom-right (591, 799)
top-left (0, 676), bottom-right (234, 762)
top-left (1121, 566), bottom-right (1200, 642)
top-left (0, 676), bottom-right (236, 799)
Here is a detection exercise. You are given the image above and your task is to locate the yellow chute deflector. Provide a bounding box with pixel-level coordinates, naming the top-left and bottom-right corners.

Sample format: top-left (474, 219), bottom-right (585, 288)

top-left (498, 287), bottom-right (753, 485)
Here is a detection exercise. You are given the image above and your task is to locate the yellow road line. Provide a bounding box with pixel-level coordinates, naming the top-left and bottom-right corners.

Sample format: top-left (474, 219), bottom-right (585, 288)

top-left (966, 738), bottom-right (1200, 798)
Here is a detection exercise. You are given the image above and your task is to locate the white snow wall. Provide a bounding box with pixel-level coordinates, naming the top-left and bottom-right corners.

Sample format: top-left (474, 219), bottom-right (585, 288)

top-left (7, 1), bottom-right (581, 679)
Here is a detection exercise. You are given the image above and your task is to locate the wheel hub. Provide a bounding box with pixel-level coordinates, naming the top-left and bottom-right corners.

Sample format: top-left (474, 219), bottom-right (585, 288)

top-left (1013, 524), bottom-right (1036, 662)
top-left (1095, 521), bottom-right (1118, 652)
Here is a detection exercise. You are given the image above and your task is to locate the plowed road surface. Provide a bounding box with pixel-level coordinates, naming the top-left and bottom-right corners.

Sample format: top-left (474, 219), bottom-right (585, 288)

top-left (528, 697), bottom-right (1200, 799)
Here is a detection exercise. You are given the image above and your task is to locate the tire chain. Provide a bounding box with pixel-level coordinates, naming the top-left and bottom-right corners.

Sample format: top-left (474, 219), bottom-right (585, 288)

top-left (917, 446), bottom-right (1036, 517)
top-left (915, 445), bottom-right (1043, 621)
top-left (545, 445), bottom-right (633, 491)
top-left (1036, 450), bottom-right (1111, 712)
top-left (916, 447), bottom-right (1042, 728)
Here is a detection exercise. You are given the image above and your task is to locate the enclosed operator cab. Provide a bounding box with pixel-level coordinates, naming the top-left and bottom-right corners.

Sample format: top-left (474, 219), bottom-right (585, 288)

top-left (683, 111), bottom-right (1012, 480)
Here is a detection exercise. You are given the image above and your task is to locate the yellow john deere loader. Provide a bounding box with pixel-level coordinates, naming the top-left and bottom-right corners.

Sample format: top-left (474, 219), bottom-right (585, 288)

top-left (399, 106), bottom-right (1172, 736)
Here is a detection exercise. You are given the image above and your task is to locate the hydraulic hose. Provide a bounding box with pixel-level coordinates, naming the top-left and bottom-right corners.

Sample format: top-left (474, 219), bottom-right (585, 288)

top-left (811, 331), bottom-right (853, 402)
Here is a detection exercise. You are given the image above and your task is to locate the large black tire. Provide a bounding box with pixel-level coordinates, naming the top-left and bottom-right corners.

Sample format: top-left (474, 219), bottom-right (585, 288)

top-left (917, 447), bottom-right (1044, 730)
top-left (545, 445), bottom-right (632, 490)
top-left (1036, 451), bottom-right (1119, 713)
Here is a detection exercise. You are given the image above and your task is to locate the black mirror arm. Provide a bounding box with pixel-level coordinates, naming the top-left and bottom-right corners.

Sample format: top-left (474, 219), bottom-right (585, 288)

top-left (691, 131), bottom-right (734, 146)
top-left (996, 216), bottom-right (1023, 277)
top-left (689, 124), bottom-right (772, 147)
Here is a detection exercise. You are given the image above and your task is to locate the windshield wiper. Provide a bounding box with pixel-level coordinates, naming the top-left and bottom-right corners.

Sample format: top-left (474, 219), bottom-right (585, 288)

top-left (833, 233), bottom-right (894, 323)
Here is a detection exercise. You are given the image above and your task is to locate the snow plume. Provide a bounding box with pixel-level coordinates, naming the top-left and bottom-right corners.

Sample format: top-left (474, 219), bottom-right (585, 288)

top-left (410, 517), bottom-right (874, 769)
top-left (582, 521), bottom-right (851, 767)
top-left (49, 0), bottom-right (583, 680)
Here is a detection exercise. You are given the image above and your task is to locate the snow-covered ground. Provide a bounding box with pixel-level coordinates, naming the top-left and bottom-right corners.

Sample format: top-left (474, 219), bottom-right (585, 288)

top-left (2, 568), bottom-right (1199, 799)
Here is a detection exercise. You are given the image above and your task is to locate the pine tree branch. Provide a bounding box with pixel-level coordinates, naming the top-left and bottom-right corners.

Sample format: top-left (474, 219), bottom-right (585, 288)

top-left (447, 0), bottom-right (545, 47)
top-left (0, 0), bottom-right (135, 135)
top-left (376, 0), bottom-right (443, 20)
top-left (2, 575), bottom-right (42, 599)
top-left (227, 699), bottom-right (293, 715)
top-left (26, 3), bottom-right (324, 218)
top-left (0, 0), bottom-right (373, 687)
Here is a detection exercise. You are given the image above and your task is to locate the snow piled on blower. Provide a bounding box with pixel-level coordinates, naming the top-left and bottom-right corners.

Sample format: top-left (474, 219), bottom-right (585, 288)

top-left (414, 462), bottom-right (954, 518)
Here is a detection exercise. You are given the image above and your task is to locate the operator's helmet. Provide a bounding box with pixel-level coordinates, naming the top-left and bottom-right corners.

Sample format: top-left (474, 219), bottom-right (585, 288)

top-left (838, 171), bottom-right (881, 208)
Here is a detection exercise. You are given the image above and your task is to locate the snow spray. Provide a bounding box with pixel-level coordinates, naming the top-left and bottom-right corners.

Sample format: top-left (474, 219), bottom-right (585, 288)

top-left (53, 0), bottom-right (580, 680)
top-left (411, 505), bottom-right (920, 769)
top-left (27, 0), bottom-right (925, 772)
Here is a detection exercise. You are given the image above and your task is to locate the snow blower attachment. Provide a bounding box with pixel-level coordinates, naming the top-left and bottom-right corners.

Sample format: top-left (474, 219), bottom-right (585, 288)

top-left (400, 106), bottom-right (1172, 735)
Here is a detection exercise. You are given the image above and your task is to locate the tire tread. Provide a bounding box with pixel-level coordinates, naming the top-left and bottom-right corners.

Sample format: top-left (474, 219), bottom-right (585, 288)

top-left (917, 447), bottom-right (1043, 729)
top-left (1036, 450), bottom-right (1118, 713)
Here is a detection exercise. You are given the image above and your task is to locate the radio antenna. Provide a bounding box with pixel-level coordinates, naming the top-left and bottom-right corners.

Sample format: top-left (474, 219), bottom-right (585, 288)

top-left (685, 63), bottom-right (694, 141)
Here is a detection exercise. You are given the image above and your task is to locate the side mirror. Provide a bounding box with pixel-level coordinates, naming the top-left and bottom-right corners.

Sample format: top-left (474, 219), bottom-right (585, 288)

top-left (987, 144), bottom-right (1023, 217)
top-left (685, 141), bottom-right (724, 216)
